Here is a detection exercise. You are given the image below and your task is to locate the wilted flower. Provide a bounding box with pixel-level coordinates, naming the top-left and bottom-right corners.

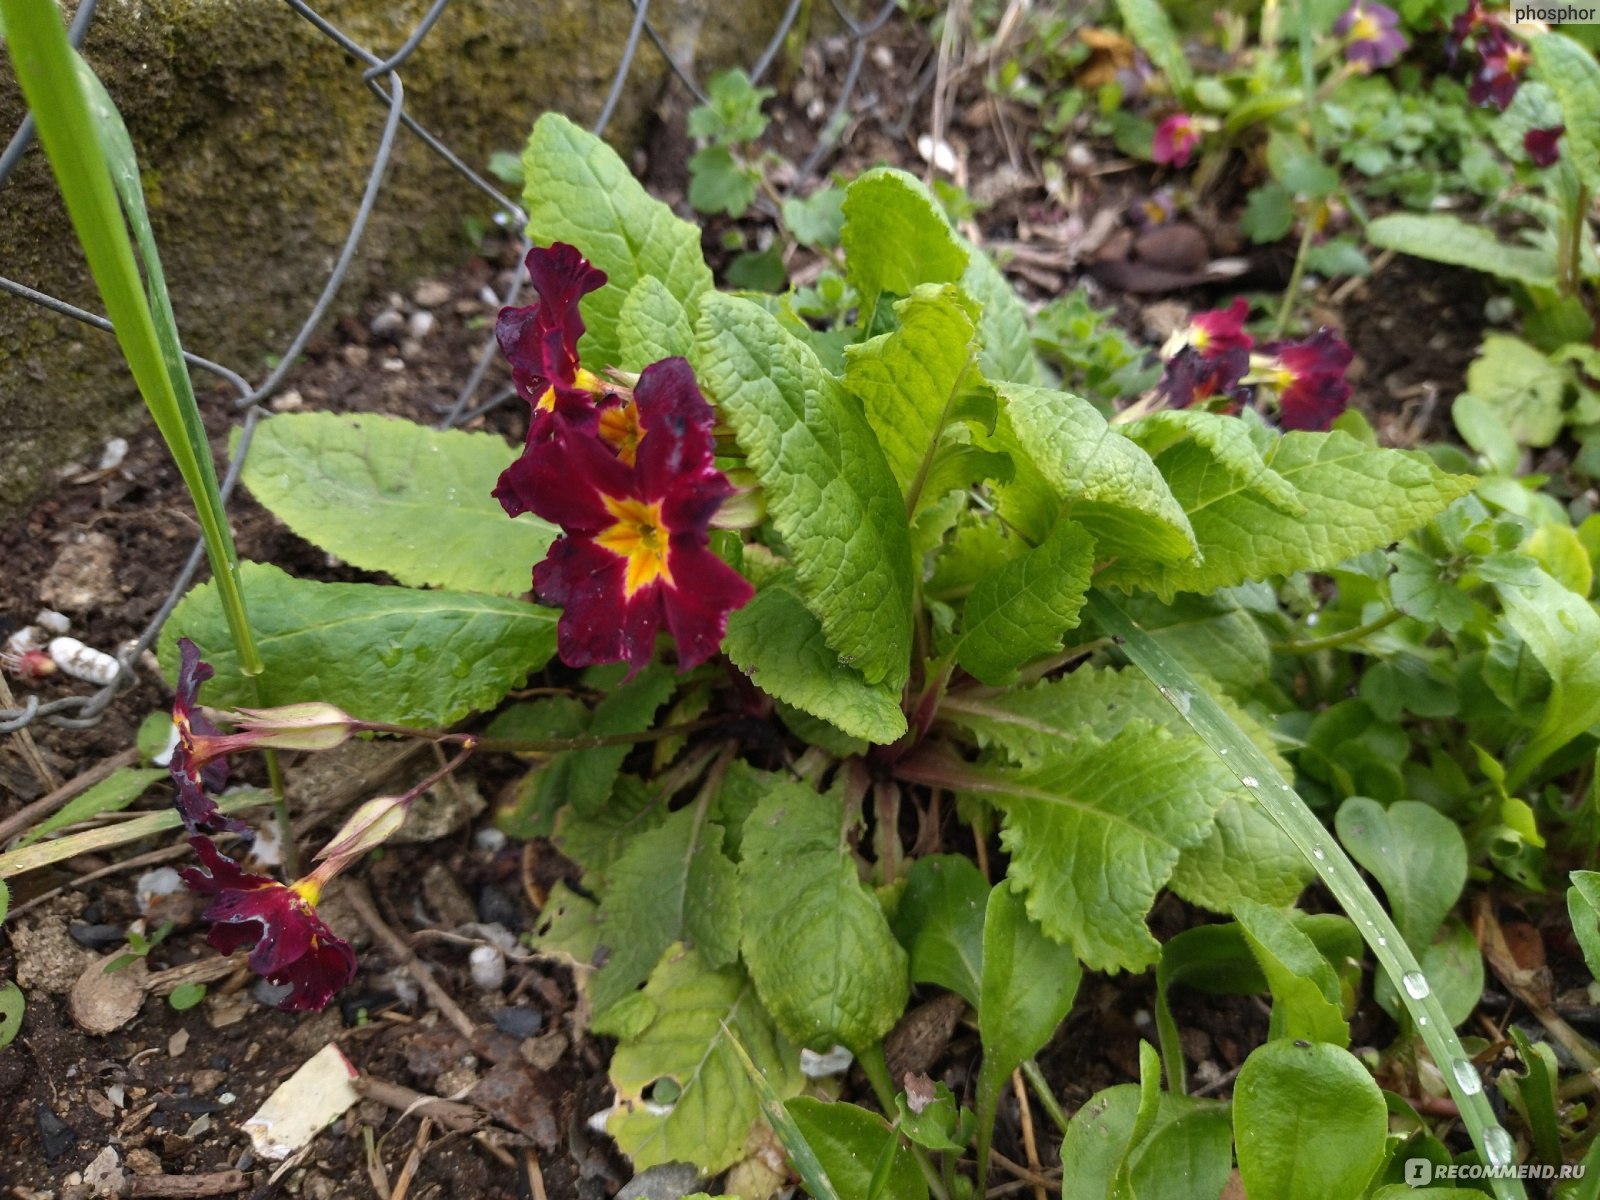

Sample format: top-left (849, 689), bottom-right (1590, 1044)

top-left (1158, 345), bottom-right (1253, 410)
top-left (1152, 113), bottom-right (1201, 168)
top-left (169, 639), bottom-right (250, 836)
top-left (497, 243), bottom-right (611, 438)
top-left (181, 836), bottom-right (356, 1012)
top-left (500, 357), bottom-right (753, 674)
top-left (169, 641), bottom-right (362, 835)
top-left (1334, 1), bottom-right (1407, 70)
top-left (1524, 125), bottom-right (1564, 167)
top-left (1248, 330), bottom-right (1354, 431)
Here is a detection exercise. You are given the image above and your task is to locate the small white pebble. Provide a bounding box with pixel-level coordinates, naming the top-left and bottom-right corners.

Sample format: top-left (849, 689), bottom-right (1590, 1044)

top-left (407, 310), bottom-right (435, 341)
top-left (469, 945), bottom-right (506, 990)
top-left (48, 636), bottom-right (121, 684)
top-left (136, 867), bottom-right (185, 908)
top-left (478, 285), bottom-right (500, 306)
top-left (474, 827), bottom-right (508, 853)
top-left (916, 133), bottom-right (957, 175)
top-left (98, 437), bottom-right (130, 470)
top-left (270, 388), bottom-right (304, 413)
top-left (34, 609), bottom-right (71, 634)
top-left (799, 1046), bottom-right (854, 1077)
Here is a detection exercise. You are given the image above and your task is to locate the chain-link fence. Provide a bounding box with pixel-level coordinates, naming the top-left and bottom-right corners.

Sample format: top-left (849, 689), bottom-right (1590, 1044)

top-left (0, 0), bottom-right (900, 734)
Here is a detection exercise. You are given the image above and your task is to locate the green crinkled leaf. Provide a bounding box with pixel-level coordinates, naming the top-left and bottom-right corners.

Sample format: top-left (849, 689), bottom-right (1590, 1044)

top-left (966, 723), bottom-right (1227, 972)
top-left (552, 774), bottom-right (668, 877)
top-left (11, 767), bottom-right (166, 849)
top-left (159, 563), bottom-right (555, 727)
top-left (891, 855), bottom-right (989, 1007)
top-left (1335, 798), bottom-right (1466, 954)
top-left (1106, 429), bottom-right (1475, 598)
top-left (1115, 0), bottom-right (1193, 100)
top-left (723, 573), bottom-right (906, 745)
top-left (1233, 898), bottom-right (1350, 1047)
top-left (617, 275), bottom-right (695, 369)
top-left (994, 383), bottom-right (1199, 565)
top-left (240, 412), bottom-right (554, 595)
top-left (952, 519), bottom-right (1095, 686)
top-left (1495, 566), bottom-right (1600, 782)
top-left (740, 780), bottom-right (909, 1050)
top-left (589, 807), bottom-right (742, 1019)
top-left (1465, 335), bottom-right (1569, 449)
top-left (841, 168), bottom-right (968, 318)
top-left (1366, 214), bottom-right (1557, 290)
top-left (785, 1099), bottom-right (928, 1200)
top-left (1233, 1040), bottom-right (1387, 1200)
top-left (960, 237), bottom-right (1047, 385)
top-left (1115, 590), bottom-right (1272, 699)
top-left (1122, 409), bottom-right (1304, 517)
top-left (522, 113), bottom-right (713, 370)
top-left (606, 945), bottom-right (801, 1175)
top-left (840, 283), bottom-right (987, 500)
top-left (1533, 34), bottom-right (1600, 193)
top-left (697, 293), bottom-right (913, 689)
top-left (943, 668), bottom-right (1310, 911)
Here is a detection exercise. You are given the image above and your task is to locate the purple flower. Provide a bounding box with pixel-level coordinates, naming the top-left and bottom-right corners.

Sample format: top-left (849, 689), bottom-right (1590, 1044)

top-left (1250, 330), bottom-right (1354, 431)
top-left (1334, 1), bottom-right (1407, 70)
top-left (1524, 125), bottom-right (1564, 168)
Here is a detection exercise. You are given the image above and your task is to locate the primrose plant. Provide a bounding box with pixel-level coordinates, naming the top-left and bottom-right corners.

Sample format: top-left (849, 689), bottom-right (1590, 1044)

top-left (136, 108), bottom-right (1544, 1194)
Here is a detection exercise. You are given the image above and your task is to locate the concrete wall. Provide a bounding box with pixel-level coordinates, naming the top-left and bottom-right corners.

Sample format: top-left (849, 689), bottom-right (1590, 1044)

top-left (0, 0), bottom-right (778, 516)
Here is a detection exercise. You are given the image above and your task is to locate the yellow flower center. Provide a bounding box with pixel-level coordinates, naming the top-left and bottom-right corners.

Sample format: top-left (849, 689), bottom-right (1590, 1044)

top-left (534, 367), bottom-right (606, 414)
top-left (595, 496), bottom-right (674, 597)
top-left (598, 400), bottom-right (645, 466)
top-left (1350, 10), bottom-right (1380, 40)
top-left (290, 878), bottom-right (323, 907)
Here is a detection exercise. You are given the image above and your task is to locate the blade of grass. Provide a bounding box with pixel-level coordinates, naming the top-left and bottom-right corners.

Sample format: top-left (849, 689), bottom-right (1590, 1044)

top-left (1087, 591), bottom-right (1528, 1200)
top-left (722, 1021), bottom-right (844, 1200)
top-left (0, 0), bottom-right (259, 675)
top-left (0, 789), bottom-right (272, 880)
top-left (3, 0), bottom-right (296, 869)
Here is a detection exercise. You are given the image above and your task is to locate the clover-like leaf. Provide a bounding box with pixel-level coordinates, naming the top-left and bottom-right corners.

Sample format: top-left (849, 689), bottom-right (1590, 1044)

top-left (1233, 1040), bottom-right (1386, 1200)
top-left (1335, 798), bottom-right (1467, 954)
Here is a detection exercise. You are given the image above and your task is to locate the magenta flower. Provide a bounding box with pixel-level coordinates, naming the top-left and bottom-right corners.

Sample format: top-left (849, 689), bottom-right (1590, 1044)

top-left (496, 243), bottom-right (610, 439)
top-left (1152, 114), bottom-right (1200, 168)
top-left (1250, 330), bottom-right (1354, 431)
top-left (1524, 125), bottom-right (1564, 168)
top-left (181, 836), bottom-right (356, 1012)
top-left (1170, 298), bottom-right (1254, 359)
top-left (498, 357), bottom-right (753, 674)
top-left (1334, 1), bottom-right (1406, 70)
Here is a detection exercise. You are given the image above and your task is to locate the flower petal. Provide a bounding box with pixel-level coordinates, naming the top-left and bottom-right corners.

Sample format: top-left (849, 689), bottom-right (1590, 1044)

top-left (660, 541), bottom-right (755, 670)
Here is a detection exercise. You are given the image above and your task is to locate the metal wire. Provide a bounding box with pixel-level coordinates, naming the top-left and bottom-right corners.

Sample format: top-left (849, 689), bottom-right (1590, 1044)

top-left (0, 0), bottom-right (901, 730)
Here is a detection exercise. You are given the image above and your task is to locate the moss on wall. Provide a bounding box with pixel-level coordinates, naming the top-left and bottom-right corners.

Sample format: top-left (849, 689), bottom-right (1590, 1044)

top-left (0, 0), bottom-right (782, 515)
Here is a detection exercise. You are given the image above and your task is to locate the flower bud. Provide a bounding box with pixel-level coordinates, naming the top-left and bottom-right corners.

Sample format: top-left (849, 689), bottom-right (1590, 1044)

top-left (316, 795), bottom-right (408, 868)
top-left (223, 702), bottom-right (360, 751)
